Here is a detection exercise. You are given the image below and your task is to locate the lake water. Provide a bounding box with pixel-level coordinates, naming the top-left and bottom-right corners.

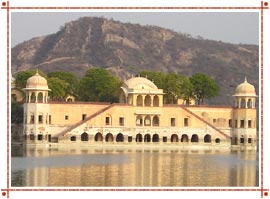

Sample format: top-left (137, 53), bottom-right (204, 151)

top-left (11, 145), bottom-right (258, 187)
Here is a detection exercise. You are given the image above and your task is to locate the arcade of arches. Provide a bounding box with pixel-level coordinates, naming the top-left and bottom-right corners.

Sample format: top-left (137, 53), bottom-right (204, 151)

top-left (70, 132), bottom-right (222, 144)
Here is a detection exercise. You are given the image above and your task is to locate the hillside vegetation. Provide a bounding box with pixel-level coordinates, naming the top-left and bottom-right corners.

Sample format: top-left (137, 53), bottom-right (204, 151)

top-left (11, 16), bottom-right (259, 105)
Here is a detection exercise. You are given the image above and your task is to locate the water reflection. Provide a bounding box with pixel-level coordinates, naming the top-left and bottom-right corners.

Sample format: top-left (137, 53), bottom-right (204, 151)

top-left (11, 145), bottom-right (258, 187)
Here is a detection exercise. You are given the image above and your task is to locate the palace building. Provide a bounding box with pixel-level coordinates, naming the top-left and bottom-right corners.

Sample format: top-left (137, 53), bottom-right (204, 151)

top-left (21, 71), bottom-right (257, 148)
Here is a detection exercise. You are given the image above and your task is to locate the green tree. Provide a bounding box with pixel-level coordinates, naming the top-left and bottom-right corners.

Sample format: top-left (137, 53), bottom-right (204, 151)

top-left (139, 70), bottom-right (166, 89)
top-left (78, 68), bottom-right (122, 102)
top-left (47, 71), bottom-right (78, 96)
top-left (190, 73), bottom-right (219, 105)
top-left (164, 73), bottom-right (181, 104)
top-left (15, 69), bottom-right (47, 89)
top-left (47, 77), bottom-right (68, 100)
top-left (11, 102), bottom-right (23, 124)
top-left (179, 76), bottom-right (194, 105)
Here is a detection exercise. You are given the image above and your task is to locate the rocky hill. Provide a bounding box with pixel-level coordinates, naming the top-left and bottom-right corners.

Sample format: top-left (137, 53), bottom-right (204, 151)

top-left (11, 16), bottom-right (259, 105)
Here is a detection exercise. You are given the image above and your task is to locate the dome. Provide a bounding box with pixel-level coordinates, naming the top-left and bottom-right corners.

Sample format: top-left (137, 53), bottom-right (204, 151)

top-left (234, 77), bottom-right (256, 97)
top-left (123, 77), bottom-right (158, 90)
top-left (26, 71), bottom-right (49, 90)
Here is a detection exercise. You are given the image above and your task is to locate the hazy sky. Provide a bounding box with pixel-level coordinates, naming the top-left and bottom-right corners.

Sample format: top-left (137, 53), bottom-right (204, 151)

top-left (11, 12), bottom-right (259, 47)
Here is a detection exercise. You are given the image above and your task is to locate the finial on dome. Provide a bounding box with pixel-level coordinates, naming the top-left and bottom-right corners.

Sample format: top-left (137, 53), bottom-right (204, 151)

top-left (244, 76), bottom-right (247, 83)
top-left (35, 69), bottom-right (39, 75)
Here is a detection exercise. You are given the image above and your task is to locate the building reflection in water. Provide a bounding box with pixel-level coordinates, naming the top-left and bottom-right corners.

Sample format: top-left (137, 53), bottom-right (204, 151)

top-left (11, 146), bottom-right (258, 187)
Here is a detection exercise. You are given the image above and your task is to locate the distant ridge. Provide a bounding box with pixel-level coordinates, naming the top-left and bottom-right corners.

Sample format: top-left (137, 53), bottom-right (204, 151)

top-left (11, 16), bottom-right (259, 105)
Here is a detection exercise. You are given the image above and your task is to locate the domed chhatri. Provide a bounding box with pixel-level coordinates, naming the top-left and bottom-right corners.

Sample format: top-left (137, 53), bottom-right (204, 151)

top-left (234, 77), bottom-right (256, 97)
top-left (23, 70), bottom-right (50, 103)
top-left (26, 70), bottom-right (49, 90)
top-left (123, 76), bottom-right (158, 90)
top-left (119, 76), bottom-right (163, 106)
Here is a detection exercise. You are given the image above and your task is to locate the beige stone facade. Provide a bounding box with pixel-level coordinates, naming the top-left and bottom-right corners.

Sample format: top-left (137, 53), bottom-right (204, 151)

top-left (22, 72), bottom-right (258, 149)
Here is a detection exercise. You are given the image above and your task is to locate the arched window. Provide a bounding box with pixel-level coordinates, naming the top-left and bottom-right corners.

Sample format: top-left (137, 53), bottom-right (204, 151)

top-left (144, 134), bottom-right (151, 142)
top-left (136, 116), bottom-right (143, 126)
top-left (38, 92), bottom-right (43, 103)
top-left (81, 132), bottom-right (89, 141)
top-left (94, 132), bottom-right (103, 142)
top-left (144, 116), bottom-right (151, 126)
top-left (70, 136), bottom-right (76, 141)
top-left (248, 138), bottom-right (252, 143)
top-left (105, 133), bottom-right (114, 142)
top-left (247, 99), bottom-right (252, 108)
top-left (191, 134), bottom-right (199, 142)
top-left (171, 134), bottom-right (179, 142)
top-left (144, 95), bottom-right (151, 106)
top-left (116, 133), bottom-right (124, 142)
top-left (181, 134), bottom-right (189, 142)
top-left (137, 95), bottom-right (143, 106)
top-left (136, 134), bottom-right (143, 142)
top-left (119, 89), bottom-right (127, 103)
top-left (30, 92), bottom-right (36, 103)
top-left (152, 115), bottom-right (159, 126)
top-left (153, 95), bottom-right (159, 107)
top-left (152, 134), bottom-right (159, 142)
top-left (240, 99), bottom-right (246, 108)
top-left (204, 134), bottom-right (211, 143)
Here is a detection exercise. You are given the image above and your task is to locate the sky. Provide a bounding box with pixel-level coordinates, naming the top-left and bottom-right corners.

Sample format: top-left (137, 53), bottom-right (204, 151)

top-left (11, 12), bottom-right (259, 47)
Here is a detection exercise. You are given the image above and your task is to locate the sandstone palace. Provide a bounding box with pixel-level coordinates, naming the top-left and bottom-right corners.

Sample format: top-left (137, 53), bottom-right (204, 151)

top-left (17, 71), bottom-right (257, 149)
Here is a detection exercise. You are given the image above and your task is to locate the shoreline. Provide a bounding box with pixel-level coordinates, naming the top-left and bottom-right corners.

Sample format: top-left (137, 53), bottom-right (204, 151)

top-left (11, 142), bottom-right (257, 151)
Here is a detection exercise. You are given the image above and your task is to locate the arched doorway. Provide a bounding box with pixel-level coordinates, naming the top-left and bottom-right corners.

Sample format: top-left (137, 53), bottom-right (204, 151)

top-left (136, 116), bottom-right (143, 126)
top-left (81, 132), bottom-right (89, 141)
top-left (144, 95), bottom-right (151, 106)
top-left (204, 134), bottom-right (211, 143)
top-left (153, 95), bottom-right (159, 107)
top-left (240, 99), bottom-right (245, 108)
top-left (181, 134), bottom-right (189, 142)
top-left (105, 133), bottom-right (114, 142)
top-left (94, 132), bottom-right (103, 142)
top-left (137, 95), bottom-right (143, 106)
top-left (116, 133), bottom-right (124, 142)
top-left (247, 99), bottom-right (252, 108)
top-left (136, 134), bottom-right (143, 142)
top-left (152, 116), bottom-right (159, 126)
top-left (144, 134), bottom-right (151, 142)
top-left (144, 116), bottom-right (151, 126)
top-left (171, 134), bottom-right (179, 142)
top-left (30, 92), bottom-right (36, 103)
top-left (38, 92), bottom-right (43, 103)
top-left (152, 134), bottom-right (159, 142)
top-left (191, 134), bottom-right (199, 142)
